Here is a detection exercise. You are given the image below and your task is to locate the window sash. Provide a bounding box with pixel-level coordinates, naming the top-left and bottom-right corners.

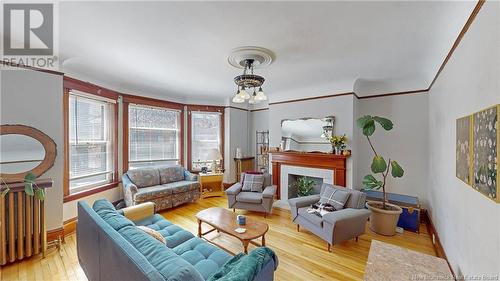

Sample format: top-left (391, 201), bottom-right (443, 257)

top-left (128, 104), bottom-right (181, 169)
top-left (69, 93), bottom-right (115, 192)
top-left (190, 111), bottom-right (222, 170)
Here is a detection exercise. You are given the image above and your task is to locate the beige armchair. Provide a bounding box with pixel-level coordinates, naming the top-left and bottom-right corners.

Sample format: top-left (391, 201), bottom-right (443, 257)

top-left (225, 173), bottom-right (276, 217)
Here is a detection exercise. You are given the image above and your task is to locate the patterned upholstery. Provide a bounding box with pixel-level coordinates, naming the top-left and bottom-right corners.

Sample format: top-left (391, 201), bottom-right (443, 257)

top-left (123, 165), bottom-right (200, 211)
top-left (158, 166), bottom-right (185, 184)
top-left (127, 168), bottom-right (160, 188)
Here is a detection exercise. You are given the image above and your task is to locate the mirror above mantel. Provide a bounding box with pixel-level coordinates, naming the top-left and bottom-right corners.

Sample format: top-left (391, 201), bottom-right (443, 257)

top-left (280, 116), bottom-right (334, 153)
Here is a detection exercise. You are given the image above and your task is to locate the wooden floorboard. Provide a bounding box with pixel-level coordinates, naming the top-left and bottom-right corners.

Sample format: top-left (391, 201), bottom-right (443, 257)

top-left (1, 196), bottom-right (436, 280)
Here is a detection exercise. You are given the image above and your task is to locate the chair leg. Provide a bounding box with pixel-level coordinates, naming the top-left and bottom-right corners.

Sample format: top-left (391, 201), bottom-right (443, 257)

top-left (233, 208), bottom-right (235, 212)
top-left (327, 243), bottom-right (331, 252)
top-left (355, 236), bottom-right (359, 242)
top-left (297, 225), bottom-right (300, 232)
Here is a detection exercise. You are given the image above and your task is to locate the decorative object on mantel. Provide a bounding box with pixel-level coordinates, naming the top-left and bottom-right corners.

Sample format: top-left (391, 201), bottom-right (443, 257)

top-left (357, 115), bottom-right (405, 236)
top-left (324, 134), bottom-right (348, 154)
top-left (228, 46), bottom-right (274, 104)
top-left (455, 104), bottom-right (499, 203)
top-left (364, 240), bottom-right (453, 281)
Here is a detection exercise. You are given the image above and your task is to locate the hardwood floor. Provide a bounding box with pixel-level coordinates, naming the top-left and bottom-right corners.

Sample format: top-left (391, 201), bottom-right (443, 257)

top-left (1, 196), bottom-right (436, 281)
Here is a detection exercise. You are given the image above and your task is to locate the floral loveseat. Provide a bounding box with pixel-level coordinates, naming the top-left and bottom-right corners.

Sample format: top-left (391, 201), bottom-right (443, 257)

top-left (122, 165), bottom-right (200, 211)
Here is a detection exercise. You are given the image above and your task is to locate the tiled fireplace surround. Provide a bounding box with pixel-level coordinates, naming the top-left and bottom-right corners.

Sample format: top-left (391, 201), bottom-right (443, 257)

top-left (275, 165), bottom-right (334, 209)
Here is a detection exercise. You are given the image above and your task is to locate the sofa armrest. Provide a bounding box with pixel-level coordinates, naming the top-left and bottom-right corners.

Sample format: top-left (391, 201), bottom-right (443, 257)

top-left (288, 194), bottom-right (320, 209)
top-left (262, 185), bottom-right (277, 198)
top-left (322, 208), bottom-right (371, 226)
top-left (225, 182), bottom-right (243, 195)
top-left (122, 174), bottom-right (138, 207)
top-left (184, 170), bottom-right (198, 181)
top-left (119, 202), bottom-right (156, 222)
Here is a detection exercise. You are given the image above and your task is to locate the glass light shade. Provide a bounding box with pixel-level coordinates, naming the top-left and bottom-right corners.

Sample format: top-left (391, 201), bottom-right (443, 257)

top-left (248, 95), bottom-right (256, 104)
top-left (239, 88), bottom-right (250, 99)
top-left (232, 94), bottom-right (245, 103)
top-left (255, 87), bottom-right (267, 101)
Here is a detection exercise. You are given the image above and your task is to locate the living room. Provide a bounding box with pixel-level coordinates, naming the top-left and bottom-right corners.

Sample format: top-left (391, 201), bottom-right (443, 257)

top-left (0, 1), bottom-right (499, 280)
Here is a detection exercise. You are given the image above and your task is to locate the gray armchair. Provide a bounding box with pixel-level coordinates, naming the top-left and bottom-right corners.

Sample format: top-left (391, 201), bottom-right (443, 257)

top-left (288, 183), bottom-right (371, 252)
top-left (225, 173), bottom-right (276, 217)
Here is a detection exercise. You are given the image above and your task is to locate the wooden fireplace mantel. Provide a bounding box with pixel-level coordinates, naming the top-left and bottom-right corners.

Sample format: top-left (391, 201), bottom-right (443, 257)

top-left (270, 151), bottom-right (349, 199)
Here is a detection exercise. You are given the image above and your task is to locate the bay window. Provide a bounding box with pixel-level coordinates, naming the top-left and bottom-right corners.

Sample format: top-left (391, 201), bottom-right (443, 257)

top-left (188, 109), bottom-right (224, 171)
top-left (128, 104), bottom-right (181, 169)
top-left (68, 92), bottom-right (116, 193)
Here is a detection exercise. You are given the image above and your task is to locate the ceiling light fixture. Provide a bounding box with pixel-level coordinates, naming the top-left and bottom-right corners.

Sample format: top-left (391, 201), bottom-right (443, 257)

top-left (228, 46), bottom-right (273, 104)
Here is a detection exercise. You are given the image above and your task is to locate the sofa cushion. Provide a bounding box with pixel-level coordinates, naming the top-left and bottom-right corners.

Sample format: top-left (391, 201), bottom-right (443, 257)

top-left (173, 237), bottom-right (232, 280)
top-left (127, 168), bottom-right (160, 188)
top-left (135, 214), bottom-right (195, 248)
top-left (118, 225), bottom-right (204, 281)
top-left (236, 192), bottom-right (262, 204)
top-left (164, 181), bottom-right (200, 194)
top-left (297, 207), bottom-right (323, 227)
top-left (158, 166), bottom-right (185, 184)
top-left (93, 199), bottom-right (135, 231)
top-left (134, 185), bottom-right (173, 202)
top-left (319, 184), bottom-right (351, 210)
top-left (242, 174), bottom-right (264, 192)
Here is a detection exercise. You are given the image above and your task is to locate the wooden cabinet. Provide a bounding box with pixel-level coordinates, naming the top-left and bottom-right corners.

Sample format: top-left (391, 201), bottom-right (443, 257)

top-left (199, 173), bottom-right (224, 198)
top-left (234, 157), bottom-right (255, 182)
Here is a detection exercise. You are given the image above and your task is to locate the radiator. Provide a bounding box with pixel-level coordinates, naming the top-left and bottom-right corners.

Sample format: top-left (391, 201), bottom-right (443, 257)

top-left (0, 190), bottom-right (46, 265)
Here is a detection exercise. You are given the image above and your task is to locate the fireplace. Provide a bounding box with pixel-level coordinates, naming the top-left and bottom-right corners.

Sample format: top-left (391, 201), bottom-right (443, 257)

top-left (287, 174), bottom-right (323, 199)
top-left (271, 151), bottom-right (348, 200)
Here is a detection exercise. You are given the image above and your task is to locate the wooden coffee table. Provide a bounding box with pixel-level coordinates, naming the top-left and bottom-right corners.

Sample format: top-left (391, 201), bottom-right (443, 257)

top-left (196, 207), bottom-right (269, 254)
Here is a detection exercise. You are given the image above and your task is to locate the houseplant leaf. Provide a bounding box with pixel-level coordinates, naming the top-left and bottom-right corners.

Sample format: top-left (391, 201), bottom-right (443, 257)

top-left (34, 188), bottom-right (45, 201)
top-left (391, 161), bottom-right (404, 178)
top-left (357, 115), bottom-right (373, 129)
top-left (25, 172), bottom-right (37, 182)
top-left (362, 174), bottom-right (382, 189)
top-left (362, 120), bottom-right (376, 136)
top-left (371, 156), bottom-right (387, 173)
top-left (24, 182), bottom-right (34, 196)
top-left (373, 116), bottom-right (394, 131)
top-left (1, 188), bottom-right (9, 197)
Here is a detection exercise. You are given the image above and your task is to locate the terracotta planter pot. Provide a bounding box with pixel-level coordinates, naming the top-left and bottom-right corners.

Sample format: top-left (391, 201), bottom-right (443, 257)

top-left (366, 201), bottom-right (402, 236)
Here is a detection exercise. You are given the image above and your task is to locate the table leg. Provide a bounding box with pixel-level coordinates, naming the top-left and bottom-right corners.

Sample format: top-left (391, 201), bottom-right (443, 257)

top-left (197, 219), bottom-right (202, 238)
top-left (242, 240), bottom-right (249, 254)
top-left (262, 235), bottom-right (266, 246)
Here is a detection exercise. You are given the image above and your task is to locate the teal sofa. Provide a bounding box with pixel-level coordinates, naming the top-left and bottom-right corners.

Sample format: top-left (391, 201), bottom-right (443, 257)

top-left (77, 199), bottom-right (277, 281)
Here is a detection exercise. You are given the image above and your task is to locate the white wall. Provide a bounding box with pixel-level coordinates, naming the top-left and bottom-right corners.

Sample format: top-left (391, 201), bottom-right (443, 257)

top-left (427, 1), bottom-right (500, 277)
top-left (1, 69), bottom-right (64, 230)
top-left (249, 109), bottom-right (270, 158)
top-left (268, 94), bottom-right (356, 187)
top-left (355, 94), bottom-right (429, 207)
top-left (224, 107), bottom-right (250, 183)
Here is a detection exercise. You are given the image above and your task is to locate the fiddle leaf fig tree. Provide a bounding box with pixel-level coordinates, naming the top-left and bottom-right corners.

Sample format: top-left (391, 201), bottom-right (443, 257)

top-left (357, 115), bottom-right (404, 209)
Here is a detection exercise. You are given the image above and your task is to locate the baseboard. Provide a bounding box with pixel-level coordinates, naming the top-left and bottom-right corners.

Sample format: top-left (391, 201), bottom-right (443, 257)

top-left (63, 217), bottom-right (78, 236)
top-left (422, 209), bottom-right (455, 278)
top-left (47, 227), bottom-right (65, 243)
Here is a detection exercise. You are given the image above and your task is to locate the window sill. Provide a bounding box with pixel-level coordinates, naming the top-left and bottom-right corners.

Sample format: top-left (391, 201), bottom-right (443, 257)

top-left (63, 181), bottom-right (119, 203)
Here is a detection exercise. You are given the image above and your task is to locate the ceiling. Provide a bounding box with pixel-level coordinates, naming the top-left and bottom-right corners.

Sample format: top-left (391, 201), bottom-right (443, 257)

top-left (57, 1), bottom-right (476, 104)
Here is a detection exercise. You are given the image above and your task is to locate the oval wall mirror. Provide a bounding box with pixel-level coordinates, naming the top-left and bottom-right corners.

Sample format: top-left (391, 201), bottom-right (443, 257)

top-left (0, 125), bottom-right (57, 183)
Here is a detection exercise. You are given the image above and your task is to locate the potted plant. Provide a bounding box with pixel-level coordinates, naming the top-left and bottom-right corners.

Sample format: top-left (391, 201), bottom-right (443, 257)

top-left (325, 134), bottom-right (348, 154)
top-left (291, 176), bottom-right (315, 197)
top-left (357, 115), bottom-right (404, 236)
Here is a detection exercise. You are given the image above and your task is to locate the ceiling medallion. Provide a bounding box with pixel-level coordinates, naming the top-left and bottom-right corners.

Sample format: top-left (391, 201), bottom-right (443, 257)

top-left (228, 46), bottom-right (274, 104)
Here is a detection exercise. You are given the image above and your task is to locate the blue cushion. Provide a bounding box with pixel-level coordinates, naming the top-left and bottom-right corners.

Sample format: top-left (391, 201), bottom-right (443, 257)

top-left (136, 214), bottom-right (195, 248)
top-left (119, 225), bottom-right (204, 281)
top-left (173, 237), bottom-right (232, 280)
top-left (93, 199), bottom-right (135, 231)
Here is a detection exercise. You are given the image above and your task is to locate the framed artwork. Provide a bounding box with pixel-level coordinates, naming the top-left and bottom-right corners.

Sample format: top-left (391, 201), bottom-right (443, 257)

top-left (472, 105), bottom-right (498, 202)
top-left (456, 116), bottom-right (471, 184)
